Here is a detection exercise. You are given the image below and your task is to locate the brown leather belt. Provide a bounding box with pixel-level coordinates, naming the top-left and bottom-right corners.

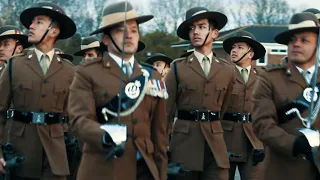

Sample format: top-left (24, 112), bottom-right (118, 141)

top-left (7, 109), bottom-right (68, 125)
top-left (223, 112), bottom-right (251, 123)
top-left (177, 110), bottom-right (220, 122)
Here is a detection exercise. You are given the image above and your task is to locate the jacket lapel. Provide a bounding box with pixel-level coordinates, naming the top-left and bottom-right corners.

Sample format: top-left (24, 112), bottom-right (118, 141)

top-left (45, 54), bottom-right (63, 79)
top-left (207, 56), bottom-right (221, 80)
top-left (26, 51), bottom-right (44, 78)
top-left (247, 68), bottom-right (258, 87)
top-left (131, 61), bottom-right (143, 80)
top-left (287, 63), bottom-right (307, 88)
top-left (103, 53), bottom-right (129, 82)
top-left (188, 53), bottom-right (206, 79)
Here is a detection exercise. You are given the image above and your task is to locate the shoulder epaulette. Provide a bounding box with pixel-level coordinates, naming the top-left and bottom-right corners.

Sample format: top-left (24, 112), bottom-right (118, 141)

top-left (61, 58), bottom-right (75, 67)
top-left (10, 52), bottom-right (26, 59)
top-left (263, 64), bottom-right (286, 72)
top-left (218, 57), bottom-right (232, 65)
top-left (81, 57), bottom-right (102, 67)
top-left (171, 57), bottom-right (186, 65)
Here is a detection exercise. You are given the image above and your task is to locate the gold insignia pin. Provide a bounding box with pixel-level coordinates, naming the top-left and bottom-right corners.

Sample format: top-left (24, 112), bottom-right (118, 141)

top-left (106, 61), bottom-right (110, 67)
top-left (28, 54), bottom-right (32, 59)
top-left (286, 68), bottom-right (291, 76)
top-left (189, 57), bottom-right (193, 62)
top-left (215, 58), bottom-right (219, 63)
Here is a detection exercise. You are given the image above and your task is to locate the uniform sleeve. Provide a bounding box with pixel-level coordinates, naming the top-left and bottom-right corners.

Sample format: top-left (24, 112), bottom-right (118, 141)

top-left (165, 65), bottom-right (177, 133)
top-left (151, 94), bottom-right (168, 180)
top-left (251, 70), bottom-right (295, 157)
top-left (68, 66), bottom-right (107, 152)
top-left (0, 65), bottom-right (12, 158)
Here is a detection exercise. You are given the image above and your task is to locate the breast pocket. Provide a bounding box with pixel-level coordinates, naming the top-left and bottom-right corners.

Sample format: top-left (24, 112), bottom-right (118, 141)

top-left (52, 84), bottom-right (68, 111)
top-left (13, 81), bottom-right (32, 107)
top-left (178, 84), bottom-right (197, 105)
top-left (214, 84), bottom-right (227, 106)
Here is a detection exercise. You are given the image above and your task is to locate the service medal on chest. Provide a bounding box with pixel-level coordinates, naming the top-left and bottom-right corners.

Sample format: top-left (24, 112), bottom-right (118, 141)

top-left (125, 80), bottom-right (141, 99)
top-left (303, 87), bottom-right (319, 102)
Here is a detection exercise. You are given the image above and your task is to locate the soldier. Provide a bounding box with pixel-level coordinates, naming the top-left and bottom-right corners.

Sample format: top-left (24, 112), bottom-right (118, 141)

top-left (68, 1), bottom-right (167, 180)
top-left (145, 53), bottom-right (172, 80)
top-left (73, 36), bottom-right (105, 61)
top-left (0, 2), bottom-right (76, 180)
top-left (166, 7), bottom-right (235, 180)
top-left (0, 25), bottom-right (31, 74)
top-left (221, 31), bottom-right (266, 180)
top-left (303, 8), bottom-right (320, 22)
top-left (55, 48), bottom-right (74, 62)
top-left (252, 12), bottom-right (320, 180)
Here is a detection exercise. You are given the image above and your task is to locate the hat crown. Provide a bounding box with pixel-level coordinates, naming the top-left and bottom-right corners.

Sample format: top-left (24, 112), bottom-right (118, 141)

top-left (186, 7), bottom-right (209, 20)
top-left (103, 1), bottom-right (134, 17)
top-left (233, 31), bottom-right (256, 40)
top-left (290, 12), bottom-right (318, 25)
top-left (0, 25), bottom-right (22, 35)
top-left (32, 2), bottom-right (66, 15)
top-left (303, 8), bottom-right (320, 15)
top-left (82, 36), bottom-right (100, 45)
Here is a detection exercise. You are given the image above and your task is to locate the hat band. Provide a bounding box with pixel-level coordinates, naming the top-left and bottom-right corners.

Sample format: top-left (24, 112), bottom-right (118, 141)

top-left (241, 35), bottom-right (253, 39)
top-left (192, 10), bottom-right (207, 17)
top-left (316, 14), bottom-right (320, 19)
top-left (81, 41), bottom-right (100, 50)
top-left (288, 20), bottom-right (317, 30)
top-left (0, 29), bottom-right (22, 36)
top-left (100, 9), bottom-right (138, 30)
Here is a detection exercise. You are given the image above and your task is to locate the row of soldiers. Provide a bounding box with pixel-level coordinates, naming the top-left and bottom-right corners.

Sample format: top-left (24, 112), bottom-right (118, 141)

top-left (0, 1), bottom-right (320, 180)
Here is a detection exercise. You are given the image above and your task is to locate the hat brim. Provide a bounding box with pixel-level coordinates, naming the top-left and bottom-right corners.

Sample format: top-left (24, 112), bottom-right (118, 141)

top-left (90, 15), bottom-right (153, 35)
top-left (223, 37), bottom-right (266, 60)
top-left (177, 12), bottom-right (227, 40)
top-left (20, 8), bottom-right (76, 39)
top-left (58, 54), bottom-right (73, 62)
top-left (275, 27), bottom-right (320, 45)
top-left (145, 55), bottom-right (173, 65)
top-left (0, 34), bottom-right (33, 49)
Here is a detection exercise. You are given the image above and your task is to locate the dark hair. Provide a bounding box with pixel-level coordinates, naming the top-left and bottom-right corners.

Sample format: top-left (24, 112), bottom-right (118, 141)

top-left (208, 20), bottom-right (217, 30)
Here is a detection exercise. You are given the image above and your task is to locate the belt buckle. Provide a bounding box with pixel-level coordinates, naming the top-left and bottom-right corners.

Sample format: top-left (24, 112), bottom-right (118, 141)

top-left (32, 112), bottom-right (46, 125)
top-left (241, 113), bottom-right (250, 123)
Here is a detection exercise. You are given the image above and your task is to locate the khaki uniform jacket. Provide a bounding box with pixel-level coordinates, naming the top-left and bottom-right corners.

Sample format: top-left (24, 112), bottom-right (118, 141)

top-left (166, 53), bottom-right (235, 171)
top-left (252, 62), bottom-right (320, 180)
top-left (0, 50), bottom-right (74, 178)
top-left (68, 54), bottom-right (167, 180)
top-left (222, 66), bottom-right (263, 162)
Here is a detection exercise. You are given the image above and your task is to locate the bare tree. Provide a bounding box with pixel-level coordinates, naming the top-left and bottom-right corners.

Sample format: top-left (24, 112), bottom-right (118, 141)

top-left (149, 0), bottom-right (225, 34)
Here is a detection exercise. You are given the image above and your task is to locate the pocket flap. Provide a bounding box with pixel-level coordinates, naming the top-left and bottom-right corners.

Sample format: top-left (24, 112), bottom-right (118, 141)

top-left (15, 81), bottom-right (32, 90)
top-left (216, 84), bottom-right (226, 90)
top-left (50, 124), bottom-right (64, 138)
top-left (231, 88), bottom-right (238, 95)
top-left (145, 139), bottom-right (154, 154)
top-left (221, 120), bottom-right (234, 131)
top-left (55, 84), bottom-right (67, 93)
top-left (173, 120), bottom-right (190, 134)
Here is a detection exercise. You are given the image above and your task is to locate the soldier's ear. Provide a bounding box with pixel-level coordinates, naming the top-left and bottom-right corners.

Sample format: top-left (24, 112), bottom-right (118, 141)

top-left (210, 29), bottom-right (219, 40)
top-left (102, 34), bottom-right (110, 46)
top-left (15, 45), bottom-right (23, 54)
top-left (51, 27), bottom-right (60, 38)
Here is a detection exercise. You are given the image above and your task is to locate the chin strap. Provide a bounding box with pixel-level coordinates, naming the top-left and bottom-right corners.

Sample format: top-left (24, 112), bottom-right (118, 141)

top-left (234, 47), bottom-right (251, 64)
top-left (35, 20), bottom-right (54, 45)
top-left (10, 40), bottom-right (19, 57)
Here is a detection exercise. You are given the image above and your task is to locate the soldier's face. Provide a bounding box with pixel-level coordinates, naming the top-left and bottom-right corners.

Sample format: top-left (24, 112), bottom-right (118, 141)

top-left (28, 15), bottom-right (60, 44)
top-left (153, 61), bottom-right (167, 74)
top-left (189, 19), bottom-right (218, 48)
top-left (230, 42), bottom-right (254, 63)
top-left (288, 31), bottom-right (318, 64)
top-left (0, 38), bottom-right (19, 62)
top-left (84, 49), bottom-right (99, 60)
top-left (106, 20), bottom-right (139, 56)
